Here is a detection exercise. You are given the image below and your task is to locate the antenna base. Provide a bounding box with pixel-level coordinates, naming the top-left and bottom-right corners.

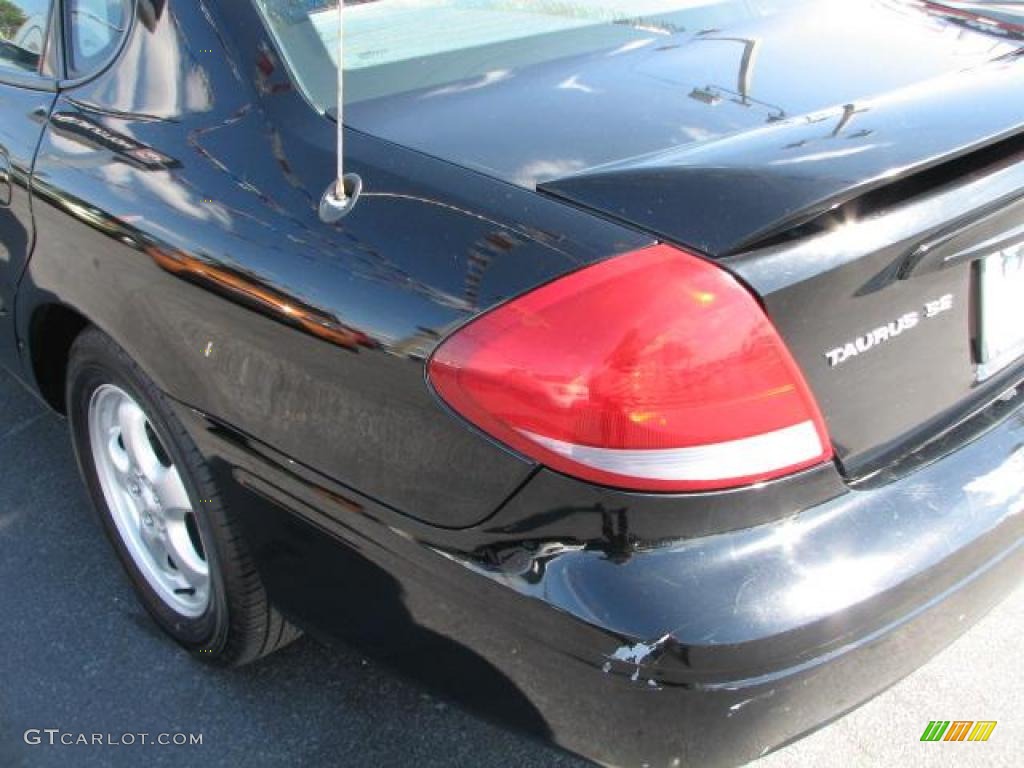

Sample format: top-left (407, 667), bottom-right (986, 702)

top-left (319, 173), bottom-right (362, 223)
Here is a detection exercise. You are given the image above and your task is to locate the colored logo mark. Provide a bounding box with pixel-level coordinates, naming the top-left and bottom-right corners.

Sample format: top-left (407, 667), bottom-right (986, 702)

top-left (920, 721), bottom-right (997, 742)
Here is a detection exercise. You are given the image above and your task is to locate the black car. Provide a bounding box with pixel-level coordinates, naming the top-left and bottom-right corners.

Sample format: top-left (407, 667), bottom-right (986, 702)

top-left (1, 1), bottom-right (1022, 765)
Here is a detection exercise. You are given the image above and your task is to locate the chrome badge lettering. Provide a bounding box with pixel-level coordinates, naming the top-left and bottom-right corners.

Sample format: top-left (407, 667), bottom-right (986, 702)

top-left (824, 294), bottom-right (953, 368)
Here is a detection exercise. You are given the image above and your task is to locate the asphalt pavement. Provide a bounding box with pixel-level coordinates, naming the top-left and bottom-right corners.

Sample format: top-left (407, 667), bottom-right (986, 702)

top-left (0, 365), bottom-right (1020, 768)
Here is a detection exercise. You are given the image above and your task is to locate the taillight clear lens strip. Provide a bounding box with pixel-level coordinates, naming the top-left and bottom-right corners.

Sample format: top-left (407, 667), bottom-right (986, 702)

top-left (520, 420), bottom-right (824, 485)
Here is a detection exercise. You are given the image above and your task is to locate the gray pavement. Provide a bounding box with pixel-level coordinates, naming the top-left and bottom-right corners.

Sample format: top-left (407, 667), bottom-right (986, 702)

top-left (0, 365), bottom-right (1020, 767)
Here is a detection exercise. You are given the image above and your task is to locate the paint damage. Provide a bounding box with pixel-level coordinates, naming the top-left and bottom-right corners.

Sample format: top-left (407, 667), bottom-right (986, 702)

top-left (605, 633), bottom-right (672, 684)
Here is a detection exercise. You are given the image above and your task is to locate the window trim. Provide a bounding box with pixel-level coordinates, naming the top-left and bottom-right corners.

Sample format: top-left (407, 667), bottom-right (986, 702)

top-left (43, 0), bottom-right (65, 79)
top-left (58, 0), bottom-right (135, 89)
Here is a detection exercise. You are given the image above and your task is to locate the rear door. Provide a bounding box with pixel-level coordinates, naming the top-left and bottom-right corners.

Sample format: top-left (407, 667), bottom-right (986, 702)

top-left (0, 0), bottom-right (57, 373)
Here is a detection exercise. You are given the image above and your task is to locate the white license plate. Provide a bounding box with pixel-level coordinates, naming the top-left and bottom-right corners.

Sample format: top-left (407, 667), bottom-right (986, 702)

top-left (978, 243), bottom-right (1024, 381)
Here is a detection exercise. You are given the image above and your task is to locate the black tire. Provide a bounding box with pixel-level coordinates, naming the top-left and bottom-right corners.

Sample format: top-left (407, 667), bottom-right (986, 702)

top-left (66, 326), bottom-right (300, 665)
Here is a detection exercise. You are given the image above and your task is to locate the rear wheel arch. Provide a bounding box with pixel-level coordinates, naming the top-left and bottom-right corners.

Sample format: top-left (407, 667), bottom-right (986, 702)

top-left (27, 303), bottom-right (91, 413)
top-left (65, 326), bottom-right (302, 664)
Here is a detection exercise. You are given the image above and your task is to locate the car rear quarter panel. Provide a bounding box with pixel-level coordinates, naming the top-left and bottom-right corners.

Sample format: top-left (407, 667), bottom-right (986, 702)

top-left (18, 0), bottom-right (650, 528)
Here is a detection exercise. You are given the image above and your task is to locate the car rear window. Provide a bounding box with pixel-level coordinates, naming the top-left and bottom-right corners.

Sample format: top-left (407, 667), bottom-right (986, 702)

top-left (253, 0), bottom-right (811, 109)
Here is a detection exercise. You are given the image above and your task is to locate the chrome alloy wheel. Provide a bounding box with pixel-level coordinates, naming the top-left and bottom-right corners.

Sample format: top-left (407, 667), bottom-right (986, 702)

top-left (87, 384), bottom-right (210, 617)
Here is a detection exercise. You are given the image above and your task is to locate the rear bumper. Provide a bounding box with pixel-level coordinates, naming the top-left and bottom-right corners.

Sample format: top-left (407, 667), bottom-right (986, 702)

top-left (460, 395), bottom-right (1024, 766)
top-left (183, 391), bottom-right (1024, 767)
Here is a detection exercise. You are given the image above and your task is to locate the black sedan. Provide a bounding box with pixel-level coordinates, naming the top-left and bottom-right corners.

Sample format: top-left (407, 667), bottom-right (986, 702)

top-left (1, 1), bottom-right (1022, 765)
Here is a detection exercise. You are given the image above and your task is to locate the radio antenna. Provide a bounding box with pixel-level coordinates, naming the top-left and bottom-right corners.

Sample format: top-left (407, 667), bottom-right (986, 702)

top-left (319, 0), bottom-right (362, 222)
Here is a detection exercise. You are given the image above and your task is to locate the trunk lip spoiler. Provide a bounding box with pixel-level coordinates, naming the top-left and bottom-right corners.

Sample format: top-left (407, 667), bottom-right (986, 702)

top-left (539, 55), bottom-right (1024, 258)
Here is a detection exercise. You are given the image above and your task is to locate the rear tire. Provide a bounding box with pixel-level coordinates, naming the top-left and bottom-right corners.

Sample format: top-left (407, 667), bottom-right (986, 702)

top-left (66, 327), bottom-right (300, 665)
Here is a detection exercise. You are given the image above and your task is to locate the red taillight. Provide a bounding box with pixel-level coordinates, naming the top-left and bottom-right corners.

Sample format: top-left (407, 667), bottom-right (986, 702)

top-left (428, 244), bottom-right (832, 492)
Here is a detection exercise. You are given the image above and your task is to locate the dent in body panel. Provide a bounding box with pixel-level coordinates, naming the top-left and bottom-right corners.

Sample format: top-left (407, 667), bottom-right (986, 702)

top-left (167, 371), bottom-right (1024, 767)
top-left (430, 400), bottom-right (1024, 688)
top-left (604, 634), bottom-right (671, 684)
